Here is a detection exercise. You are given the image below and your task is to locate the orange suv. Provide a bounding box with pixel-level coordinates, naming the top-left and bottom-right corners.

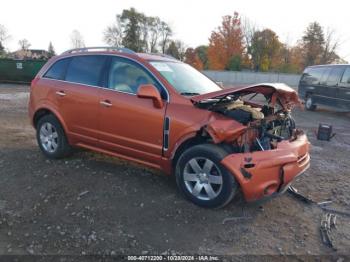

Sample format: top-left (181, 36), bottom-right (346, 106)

top-left (29, 47), bottom-right (310, 208)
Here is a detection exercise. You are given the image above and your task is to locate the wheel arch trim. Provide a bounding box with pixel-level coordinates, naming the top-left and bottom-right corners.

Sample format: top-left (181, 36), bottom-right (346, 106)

top-left (32, 106), bottom-right (69, 136)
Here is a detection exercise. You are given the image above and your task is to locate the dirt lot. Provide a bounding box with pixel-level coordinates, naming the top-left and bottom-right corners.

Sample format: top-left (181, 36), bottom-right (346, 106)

top-left (0, 84), bottom-right (349, 260)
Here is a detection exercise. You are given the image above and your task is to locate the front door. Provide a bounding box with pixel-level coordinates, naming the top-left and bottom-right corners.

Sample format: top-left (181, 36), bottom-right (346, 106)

top-left (98, 56), bottom-right (167, 167)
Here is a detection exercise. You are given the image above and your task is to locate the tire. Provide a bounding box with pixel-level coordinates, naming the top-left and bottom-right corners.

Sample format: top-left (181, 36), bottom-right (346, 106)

top-left (175, 144), bottom-right (238, 208)
top-left (36, 114), bottom-right (72, 159)
top-left (305, 95), bottom-right (316, 111)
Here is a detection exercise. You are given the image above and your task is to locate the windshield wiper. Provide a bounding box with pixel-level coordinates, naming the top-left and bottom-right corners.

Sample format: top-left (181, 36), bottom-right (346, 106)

top-left (180, 92), bottom-right (200, 96)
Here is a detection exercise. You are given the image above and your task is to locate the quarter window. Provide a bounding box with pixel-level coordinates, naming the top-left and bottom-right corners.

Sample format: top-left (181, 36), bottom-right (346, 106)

top-left (301, 67), bottom-right (327, 85)
top-left (65, 56), bottom-right (107, 86)
top-left (44, 58), bottom-right (70, 80)
top-left (340, 67), bottom-right (350, 84)
top-left (319, 67), bottom-right (332, 84)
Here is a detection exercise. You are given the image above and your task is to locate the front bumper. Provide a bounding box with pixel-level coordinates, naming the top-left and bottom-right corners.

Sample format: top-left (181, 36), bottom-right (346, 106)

top-left (221, 134), bottom-right (310, 202)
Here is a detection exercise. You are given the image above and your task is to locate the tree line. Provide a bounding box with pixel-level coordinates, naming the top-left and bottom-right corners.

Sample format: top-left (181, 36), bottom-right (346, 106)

top-left (0, 8), bottom-right (346, 73)
top-left (185, 12), bottom-right (344, 73)
top-left (103, 8), bottom-right (345, 73)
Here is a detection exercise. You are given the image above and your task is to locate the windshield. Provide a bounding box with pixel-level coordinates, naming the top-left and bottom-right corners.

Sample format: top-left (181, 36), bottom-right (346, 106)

top-left (150, 61), bottom-right (222, 95)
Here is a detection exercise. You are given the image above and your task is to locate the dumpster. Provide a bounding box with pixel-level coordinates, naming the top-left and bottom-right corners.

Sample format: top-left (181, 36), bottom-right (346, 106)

top-left (0, 59), bottom-right (46, 83)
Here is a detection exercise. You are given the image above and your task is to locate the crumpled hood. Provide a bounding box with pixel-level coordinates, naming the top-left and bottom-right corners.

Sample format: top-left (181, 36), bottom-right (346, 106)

top-left (191, 83), bottom-right (300, 109)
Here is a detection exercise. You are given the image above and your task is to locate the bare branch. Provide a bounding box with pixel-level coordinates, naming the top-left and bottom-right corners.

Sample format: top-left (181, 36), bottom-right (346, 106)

top-left (70, 30), bottom-right (85, 49)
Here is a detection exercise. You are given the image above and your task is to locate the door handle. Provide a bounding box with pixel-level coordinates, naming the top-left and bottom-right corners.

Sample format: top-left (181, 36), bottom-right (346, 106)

top-left (56, 91), bottom-right (66, 97)
top-left (100, 100), bottom-right (112, 107)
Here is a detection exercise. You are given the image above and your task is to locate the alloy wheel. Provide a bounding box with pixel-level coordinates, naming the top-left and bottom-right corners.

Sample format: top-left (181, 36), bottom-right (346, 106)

top-left (183, 157), bottom-right (223, 201)
top-left (39, 122), bottom-right (59, 153)
top-left (306, 97), bottom-right (313, 109)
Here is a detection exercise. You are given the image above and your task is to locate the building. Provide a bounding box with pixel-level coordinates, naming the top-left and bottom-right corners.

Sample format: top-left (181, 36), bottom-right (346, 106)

top-left (9, 49), bottom-right (50, 60)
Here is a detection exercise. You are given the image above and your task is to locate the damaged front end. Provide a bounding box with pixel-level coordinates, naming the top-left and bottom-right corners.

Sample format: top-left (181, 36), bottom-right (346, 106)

top-left (192, 83), bottom-right (310, 201)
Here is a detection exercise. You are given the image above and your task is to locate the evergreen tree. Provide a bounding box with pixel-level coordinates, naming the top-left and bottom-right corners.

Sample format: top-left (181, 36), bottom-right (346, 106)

top-left (48, 42), bottom-right (56, 58)
top-left (301, 22), bottom-right (325, 66)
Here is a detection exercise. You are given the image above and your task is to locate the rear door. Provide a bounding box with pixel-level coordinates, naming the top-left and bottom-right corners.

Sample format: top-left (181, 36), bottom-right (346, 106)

top-left (337, 66), bottom-right (350, 109)
top-left (323, 66), bottom-right (345, 107)
top-left (58, 55), bottom-right (108, 145)
top-left (316, 66), bottom-right (333, 104)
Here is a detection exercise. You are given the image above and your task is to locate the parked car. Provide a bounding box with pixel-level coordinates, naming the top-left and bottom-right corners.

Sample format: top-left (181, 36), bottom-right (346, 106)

top-left (298, 64), bottom-right (350, 111)
top-left (29, 47), bottom-right (310, 208)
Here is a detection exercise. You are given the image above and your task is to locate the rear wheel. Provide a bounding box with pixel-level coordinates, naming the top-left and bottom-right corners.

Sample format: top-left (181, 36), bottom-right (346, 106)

top-left (36, 114), bottom-right (72, 159)
top-left (175, 144), bottom-right (238, 208)
top-left (305, 95), bottom-right (316, 111)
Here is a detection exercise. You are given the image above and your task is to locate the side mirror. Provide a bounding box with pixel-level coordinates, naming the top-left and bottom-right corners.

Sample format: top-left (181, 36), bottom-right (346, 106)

top-left (137, 84), bottom-right (164, 108)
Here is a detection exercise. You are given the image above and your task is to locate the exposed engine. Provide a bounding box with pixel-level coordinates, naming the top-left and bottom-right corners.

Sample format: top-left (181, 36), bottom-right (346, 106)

top-left (198, 93), bottom-right (298, 153)
top-left (233, 112), bottom-right (296, 153)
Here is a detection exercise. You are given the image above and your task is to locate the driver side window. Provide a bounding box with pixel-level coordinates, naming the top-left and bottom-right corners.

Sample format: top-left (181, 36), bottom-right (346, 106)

top-left (108, 58), bottom-right (156, 94)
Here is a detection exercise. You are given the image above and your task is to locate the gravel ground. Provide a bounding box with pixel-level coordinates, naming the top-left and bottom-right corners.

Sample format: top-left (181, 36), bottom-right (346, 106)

top-left (0, 84), bottom-right (349, 261)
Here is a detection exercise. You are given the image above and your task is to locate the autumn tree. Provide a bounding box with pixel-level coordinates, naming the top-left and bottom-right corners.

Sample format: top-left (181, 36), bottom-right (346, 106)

top-left (207, 12), bottom-right (244, 70)
top-left (195, 45), bottom-right (209, 69)
top-left (250, 29), bottom-right (282, 71)
top-left (289, 46), bottom-right (305, 73)
top-left (273, 44), bottom-right (303, 73)
top-left (184, 48), bottom-right (203, 70)
top-left (18, 39), bottom-right (31, 50)
top-left (70, 30), bottom-right (85, 48)
top-left (48, 42), bottom-right (56, 58)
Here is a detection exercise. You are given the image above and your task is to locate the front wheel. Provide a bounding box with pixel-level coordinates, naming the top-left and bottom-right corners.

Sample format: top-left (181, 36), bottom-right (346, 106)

top-left (175, 144), bottom-right (238, 208)
top-left (305, 95), bottom-right (317, 111)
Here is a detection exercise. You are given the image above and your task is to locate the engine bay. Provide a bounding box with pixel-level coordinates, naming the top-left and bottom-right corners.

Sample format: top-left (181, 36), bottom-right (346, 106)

top-left (196, 90), bottom-right (300, 153)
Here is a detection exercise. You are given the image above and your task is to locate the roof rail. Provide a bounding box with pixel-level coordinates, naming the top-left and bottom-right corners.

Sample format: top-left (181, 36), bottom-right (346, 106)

top-left (61, 46), bottom-right (136, 55)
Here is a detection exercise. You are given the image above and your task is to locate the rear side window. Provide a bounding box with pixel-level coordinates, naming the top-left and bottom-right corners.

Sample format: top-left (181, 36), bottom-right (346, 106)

top-left (44, 58), bottom-right (70, 80)
top-left (65, 55), bottom-right (107, 86)
top-left (326, 67), bottom-right (344, 86)
top-left (340, 67), bottom-right (350, 84)
top-left (319, 67), bottom-right (332, 84)
top-left (301, 67), bottom-right (327, 85)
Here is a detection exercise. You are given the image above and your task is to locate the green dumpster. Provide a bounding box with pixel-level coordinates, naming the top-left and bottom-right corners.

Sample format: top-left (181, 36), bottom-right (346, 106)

top-left (0, 59), bottom-right (46, 83)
